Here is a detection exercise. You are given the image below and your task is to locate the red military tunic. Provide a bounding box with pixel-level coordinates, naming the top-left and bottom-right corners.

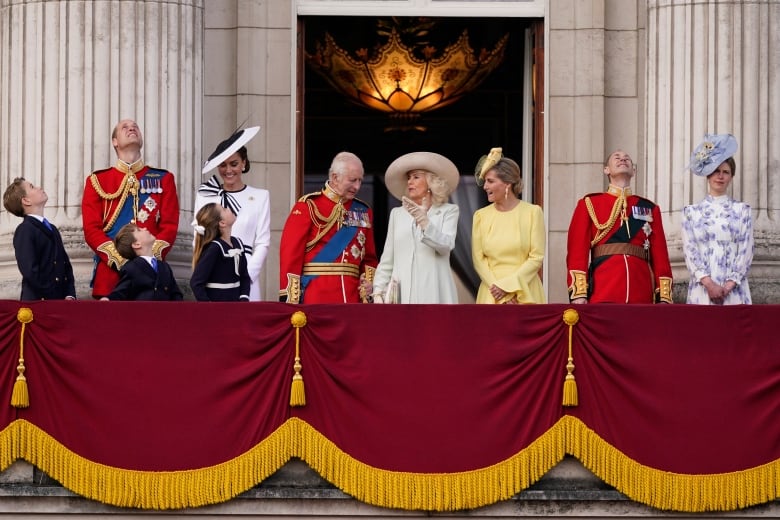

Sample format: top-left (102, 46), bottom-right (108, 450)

top-left (82, 160), bottom-right (180, 298)
top-left (566, 185), bottom-right (673, 303)
top-left (279, 183), bottom-right (377, 303)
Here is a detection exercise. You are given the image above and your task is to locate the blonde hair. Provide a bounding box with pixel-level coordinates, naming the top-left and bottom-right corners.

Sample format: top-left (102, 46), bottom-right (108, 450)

top-left (423, 171), bottom-right (450, 206)
top-left (487, 157), bottom-right (523, 197)
top-left (192, 203), bottom-right (222, 269)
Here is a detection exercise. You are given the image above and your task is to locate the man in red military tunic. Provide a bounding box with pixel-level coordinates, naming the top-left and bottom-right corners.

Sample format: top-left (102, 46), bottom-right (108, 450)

top-left (279, 151), bottom-right (377, 303)
top-left (82, 119), bottom-right (180, 298)
top-left (566, 150), bottom-right (673, 304)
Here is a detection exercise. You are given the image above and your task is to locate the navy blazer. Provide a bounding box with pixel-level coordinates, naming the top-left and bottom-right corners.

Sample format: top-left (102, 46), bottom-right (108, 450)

top-left (109, 256), bottom-right (183, 301)
top-left (13, 216), bottom-right (76, 300)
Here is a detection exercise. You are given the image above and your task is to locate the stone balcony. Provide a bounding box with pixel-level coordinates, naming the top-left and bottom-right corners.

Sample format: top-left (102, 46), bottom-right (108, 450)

top-left (0, 459), bottom-right (777, 517)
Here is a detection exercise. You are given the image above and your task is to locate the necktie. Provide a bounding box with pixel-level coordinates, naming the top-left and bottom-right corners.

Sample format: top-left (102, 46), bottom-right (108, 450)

top-left (42, 218), bottom-right (52, 231)
top-left (151, 258), bottom-right (158, 272)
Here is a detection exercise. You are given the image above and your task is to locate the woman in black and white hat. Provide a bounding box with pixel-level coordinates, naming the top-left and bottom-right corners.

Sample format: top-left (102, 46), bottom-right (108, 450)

top-left (371, 151), bottom-right (460, 304)
top-left (194, 127), bottom-right (270, 301)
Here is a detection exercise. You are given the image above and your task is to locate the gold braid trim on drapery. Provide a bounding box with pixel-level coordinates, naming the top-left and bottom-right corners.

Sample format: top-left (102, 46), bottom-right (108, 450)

top-left (290, 417), bottom-right (565, 511)
top-left (0, 417), bottom-right (779, 511)
top-left (3, 420), bottom-right (292, 510)
top-left (560, 415), bottom-right (780, 512)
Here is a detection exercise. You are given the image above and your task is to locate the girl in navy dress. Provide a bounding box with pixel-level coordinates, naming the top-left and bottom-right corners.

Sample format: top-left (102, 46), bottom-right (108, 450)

top-left (190, 202), bottom-right (251, 301)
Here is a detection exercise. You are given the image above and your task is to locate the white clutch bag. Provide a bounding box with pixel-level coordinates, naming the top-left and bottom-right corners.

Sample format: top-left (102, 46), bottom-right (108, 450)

top-left (383, 278), bottom-right (400, 304)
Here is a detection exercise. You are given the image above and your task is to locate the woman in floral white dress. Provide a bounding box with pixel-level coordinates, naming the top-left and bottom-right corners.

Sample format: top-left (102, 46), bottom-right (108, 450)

top-left (682, 134), bottom-right (753, 304)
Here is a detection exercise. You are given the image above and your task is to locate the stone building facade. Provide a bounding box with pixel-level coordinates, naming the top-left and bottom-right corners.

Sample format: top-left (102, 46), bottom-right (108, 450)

top-left (1, 0), bottom-right (778, 303)
top-left (0, 2), bottom-right (779, 516)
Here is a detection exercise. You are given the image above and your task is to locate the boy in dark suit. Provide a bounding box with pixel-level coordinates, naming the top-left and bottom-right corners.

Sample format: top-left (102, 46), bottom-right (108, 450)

top-left (2, 178), bottom-right (76, 300)
top-left (103, 223), bottom-right (183, 301)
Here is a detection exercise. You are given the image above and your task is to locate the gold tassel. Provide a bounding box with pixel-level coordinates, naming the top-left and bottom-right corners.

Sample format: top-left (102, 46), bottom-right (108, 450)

top-left (12, 308), bottom-right (34, 408)
top-left (290, 311), bottom-right (307, 407)
top-left (562, 309), bottom-right (579, 407)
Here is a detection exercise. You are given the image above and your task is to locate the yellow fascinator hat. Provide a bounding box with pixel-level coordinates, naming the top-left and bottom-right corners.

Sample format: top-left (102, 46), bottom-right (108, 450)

top-left (474, 147), bottom-right (503, 186)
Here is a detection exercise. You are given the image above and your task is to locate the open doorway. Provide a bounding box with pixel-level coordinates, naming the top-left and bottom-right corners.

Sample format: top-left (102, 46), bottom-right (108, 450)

top-left (297, 16), bottom-right (543, 297)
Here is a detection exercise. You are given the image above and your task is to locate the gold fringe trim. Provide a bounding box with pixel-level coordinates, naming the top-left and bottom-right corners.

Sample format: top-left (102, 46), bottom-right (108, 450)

top-left (290, 417), bottom-right (564, 511)
top-left (0, 417), bottom-right (779, 512)
top-left (560, 415), bottom-right (780, 512)
top-left (561, 309), bottom-right (579, 407)
top-left (8, 419), bottom-right (292, 510)
top-left (289, 311), bottom-right (307, 407)
top-left (11, 307), bottom-right (33, 408)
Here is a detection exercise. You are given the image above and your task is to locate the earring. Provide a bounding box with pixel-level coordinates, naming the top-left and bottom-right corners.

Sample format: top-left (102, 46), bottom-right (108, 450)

top-left (504, 185), bottom-right (509, 200)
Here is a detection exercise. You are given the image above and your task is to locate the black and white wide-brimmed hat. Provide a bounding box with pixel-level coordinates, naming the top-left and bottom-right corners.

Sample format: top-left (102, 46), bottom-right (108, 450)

top-left (201, 126), bottom-right (261, 174)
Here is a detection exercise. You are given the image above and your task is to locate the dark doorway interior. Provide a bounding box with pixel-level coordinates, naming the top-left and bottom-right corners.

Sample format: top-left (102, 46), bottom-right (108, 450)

top-left (301, 16), bottom-right (537, 295)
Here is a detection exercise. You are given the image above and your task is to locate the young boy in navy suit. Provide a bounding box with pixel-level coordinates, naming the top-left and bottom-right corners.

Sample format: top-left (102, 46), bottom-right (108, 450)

top-left (2, 178), bottom-right (76, 300)
top-left (103, 223), bottom-right (183, 301)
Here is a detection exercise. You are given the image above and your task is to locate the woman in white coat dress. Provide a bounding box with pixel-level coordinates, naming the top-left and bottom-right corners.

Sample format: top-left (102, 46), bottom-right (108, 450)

top-left (371, 152), bottom-right (460, 304)
top-left (194, 127), bottom-right (271, 301)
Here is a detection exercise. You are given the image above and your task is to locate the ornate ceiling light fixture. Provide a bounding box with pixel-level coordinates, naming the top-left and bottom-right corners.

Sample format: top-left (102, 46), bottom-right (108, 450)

top-left (306, 21), bottom-right (509, 131)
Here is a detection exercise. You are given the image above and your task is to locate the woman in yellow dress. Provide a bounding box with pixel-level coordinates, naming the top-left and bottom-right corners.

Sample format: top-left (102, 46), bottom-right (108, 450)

top-left (471, 148), bottom-right (545, 304)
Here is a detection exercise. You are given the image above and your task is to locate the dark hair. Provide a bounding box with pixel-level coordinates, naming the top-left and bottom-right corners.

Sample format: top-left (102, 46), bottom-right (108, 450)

top-left (114, 223), bottom-right (140, 260)
top-left (706, 156), bottom-right (737, 178)
top-left (208, 131), bottom-right (251, 173)
top-left (237, 146), bottom-right (250, 173)
top-left (726, 156), bottom-right (737, 177)
top-left (3, 177), bottom-right (27, 217)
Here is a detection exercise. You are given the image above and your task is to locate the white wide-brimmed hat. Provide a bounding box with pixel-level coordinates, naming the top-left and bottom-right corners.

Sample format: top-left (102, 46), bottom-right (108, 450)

top-left (384, 152), bottom-right (460, 201)
top-left (201, 126), bottom-right (261, 174)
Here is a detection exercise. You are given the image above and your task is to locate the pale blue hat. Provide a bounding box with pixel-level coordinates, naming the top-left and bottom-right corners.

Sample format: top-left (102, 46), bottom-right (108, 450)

top-left (688, 133), bottom-right (738, 177)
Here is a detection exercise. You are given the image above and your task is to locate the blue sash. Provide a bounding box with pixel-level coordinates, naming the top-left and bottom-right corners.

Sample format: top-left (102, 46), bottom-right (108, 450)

top-left (90, 169), bottom-right (168, 286)
top-left (300, 200), bottom-right (368, 298)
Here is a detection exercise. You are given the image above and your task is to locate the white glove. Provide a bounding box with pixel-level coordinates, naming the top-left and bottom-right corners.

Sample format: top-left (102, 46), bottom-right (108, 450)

top-left (372, 293), bottom-right (385, 304)
top-left (402, 196), bottom-right (430, 230)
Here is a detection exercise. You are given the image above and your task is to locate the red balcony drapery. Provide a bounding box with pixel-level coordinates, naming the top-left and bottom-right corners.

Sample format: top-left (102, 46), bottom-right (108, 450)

top-left (0, 300), bottom-right (778, 511)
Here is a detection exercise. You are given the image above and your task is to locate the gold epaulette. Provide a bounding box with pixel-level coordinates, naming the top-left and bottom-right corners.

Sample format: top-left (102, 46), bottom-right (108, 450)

top-left (97, 241), bottom-right (127, 270)
top-left (152, 239), bottom-right (171, 260)
top-left (297, 191), bottom-right (321, 203)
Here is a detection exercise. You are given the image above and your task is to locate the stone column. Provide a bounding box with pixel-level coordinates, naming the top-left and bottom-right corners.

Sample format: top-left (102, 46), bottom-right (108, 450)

top-left (0, 0), bottom-right (203, 298)
top-left (646, 0), bottom-right (780, 302)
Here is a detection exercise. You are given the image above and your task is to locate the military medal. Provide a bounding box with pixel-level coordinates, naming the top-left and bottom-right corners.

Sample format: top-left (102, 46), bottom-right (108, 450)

top-left (632, 206), bottom-right (653, 221)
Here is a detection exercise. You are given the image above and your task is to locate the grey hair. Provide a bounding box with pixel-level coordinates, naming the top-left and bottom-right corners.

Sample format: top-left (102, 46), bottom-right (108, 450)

top-left (329, 151), bottom-right (363, 179)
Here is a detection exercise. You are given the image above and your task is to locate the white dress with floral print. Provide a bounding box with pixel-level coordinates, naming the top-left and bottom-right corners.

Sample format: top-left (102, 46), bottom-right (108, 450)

top-left (681, 195), bottom-right (753, 304)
